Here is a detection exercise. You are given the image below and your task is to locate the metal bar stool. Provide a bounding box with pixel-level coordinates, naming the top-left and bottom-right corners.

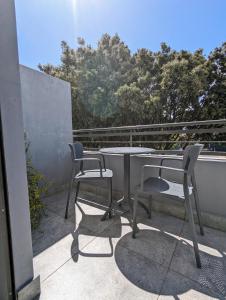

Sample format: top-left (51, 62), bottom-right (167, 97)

top-left (65, 142), bottom-right (113, 221)
top-left (133, 144), bottom-right (204, 268)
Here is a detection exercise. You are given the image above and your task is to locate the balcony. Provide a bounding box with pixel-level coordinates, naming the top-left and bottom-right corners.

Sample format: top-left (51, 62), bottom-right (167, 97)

top-left (1, 1), bottom-right (226, 299)
top-left (33, 193), bottom-right (226, 299)
top-left (32, 120), bottom-right (226, 300)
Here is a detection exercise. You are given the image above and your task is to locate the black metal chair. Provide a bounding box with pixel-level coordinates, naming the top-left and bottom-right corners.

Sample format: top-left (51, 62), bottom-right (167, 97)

top-left (65, 142), bottom-right (113, 221)
top-left (132, 144), bottom-right (204, 268)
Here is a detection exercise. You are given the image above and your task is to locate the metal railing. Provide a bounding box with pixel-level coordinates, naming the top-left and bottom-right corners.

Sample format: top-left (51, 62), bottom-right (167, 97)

top-left (73, 119), bottom-right (226, 155)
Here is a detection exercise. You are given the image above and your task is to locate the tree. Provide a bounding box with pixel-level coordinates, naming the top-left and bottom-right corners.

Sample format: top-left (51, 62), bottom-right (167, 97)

top-left (38, 34), bottom-right (225, 132)
top-left (202, 42), bottom-right (226, 119)
top-left (159, 53), bottom-right (207, 122)
top-left (39, 34), bottom-right (133, 128)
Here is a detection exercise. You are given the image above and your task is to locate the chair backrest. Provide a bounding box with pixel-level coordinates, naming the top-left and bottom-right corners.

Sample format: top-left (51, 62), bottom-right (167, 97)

top-left (182, 144), bottom-right (203, 175)
top-left (68, 142), bottom-right (83, 161)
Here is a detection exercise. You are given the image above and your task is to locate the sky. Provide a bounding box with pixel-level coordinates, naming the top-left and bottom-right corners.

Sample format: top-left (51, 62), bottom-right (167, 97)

top-left (15, 0), bottom-right (226, 69)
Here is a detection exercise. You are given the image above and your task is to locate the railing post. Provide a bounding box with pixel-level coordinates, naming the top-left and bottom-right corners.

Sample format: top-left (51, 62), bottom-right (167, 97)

top-left (129, 130), bottom-right (133, 147)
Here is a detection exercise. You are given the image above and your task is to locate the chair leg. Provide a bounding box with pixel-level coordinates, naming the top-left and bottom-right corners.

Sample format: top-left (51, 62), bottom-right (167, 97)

top-left (191, 172), bottom-right (204, 236)
top-left (184, 194), bottom-right (201, 268)
top-left (65, 176), bottom-right (74, 219)
top-left (108, 178), bottom-right (113, 218)
top-left (75, 181), bottom-right (80, 204)
top-left (132, 197), bottom-right (138, 238)
top-left (148, 196), bottom-right (152, 218)
top-left (138, 201), bottom-right (151, 219)
top-left (193, 189), bottom-right (204, 236)
top-left (101, 178), bottom-right (113, 221)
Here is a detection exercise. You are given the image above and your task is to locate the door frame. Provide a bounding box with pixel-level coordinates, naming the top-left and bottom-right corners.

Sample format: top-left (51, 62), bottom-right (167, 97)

top-left (0, 114), bottom-right (15, 300)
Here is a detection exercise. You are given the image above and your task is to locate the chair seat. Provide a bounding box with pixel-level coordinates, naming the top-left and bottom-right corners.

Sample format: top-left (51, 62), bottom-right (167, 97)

top-left (142, 176), bottom-right (193, 199)
top-left (75, 169), bottom-right (113, 180)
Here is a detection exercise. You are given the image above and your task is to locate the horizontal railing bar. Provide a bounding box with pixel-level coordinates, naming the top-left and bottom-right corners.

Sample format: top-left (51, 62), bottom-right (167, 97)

top-left (73, 127), bottom-right (226, 138)
top-left (73, 119), bottom-right (226, 133)
top-left (152, 150), bottom-right (226, 156)
top-left (77, 140), bottom-right (226, 144)
top-left (83, 148), bottom-right (226, 156)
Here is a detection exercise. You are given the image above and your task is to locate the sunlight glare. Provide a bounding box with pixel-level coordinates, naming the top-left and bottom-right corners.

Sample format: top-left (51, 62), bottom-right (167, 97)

top-left (71, 0), bottom-right (77, 17)
top-left (71, 0), bottom-right (78, 36)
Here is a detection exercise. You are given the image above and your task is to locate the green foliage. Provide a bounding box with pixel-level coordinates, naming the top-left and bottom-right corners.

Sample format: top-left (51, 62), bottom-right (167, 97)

top-left (202, 42), bottom-right (226, 119)
top-left (38, 34), bottom-right (226, 132)
top-left (25, 141), bottom-right (47, 230)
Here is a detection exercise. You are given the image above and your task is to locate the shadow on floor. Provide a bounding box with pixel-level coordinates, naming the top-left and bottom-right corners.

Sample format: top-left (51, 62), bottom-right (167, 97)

top-left (32, 190), bottom-right (118, 256)
top-left (115, 229), bottom-right (226, 299)
top-left (33, 191), bottom-right (226, 299)
top-left (71, 201), bottom-right (122, 262)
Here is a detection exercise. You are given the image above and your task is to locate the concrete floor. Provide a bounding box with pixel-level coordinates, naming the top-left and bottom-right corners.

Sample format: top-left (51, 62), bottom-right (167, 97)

top-left (32, 190), bottom-right (226, 300)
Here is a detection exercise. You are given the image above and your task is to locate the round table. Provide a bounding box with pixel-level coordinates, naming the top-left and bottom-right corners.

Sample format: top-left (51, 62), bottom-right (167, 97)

top-left (99, 147), bottom-right (155, 211)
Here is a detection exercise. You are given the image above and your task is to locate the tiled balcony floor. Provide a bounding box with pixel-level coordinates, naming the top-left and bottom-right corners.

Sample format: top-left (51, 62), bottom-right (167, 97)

top-left (33, 191), bottom-right (226, 300)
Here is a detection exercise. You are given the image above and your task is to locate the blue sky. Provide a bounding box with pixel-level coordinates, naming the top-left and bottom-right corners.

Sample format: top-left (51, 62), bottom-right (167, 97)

top-left (15, 0), bottom-right (226, 69)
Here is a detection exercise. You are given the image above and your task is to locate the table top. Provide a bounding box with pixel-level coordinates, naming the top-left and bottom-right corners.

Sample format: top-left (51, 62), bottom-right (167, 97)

top-left (99, 147), bottom-right (155, 155)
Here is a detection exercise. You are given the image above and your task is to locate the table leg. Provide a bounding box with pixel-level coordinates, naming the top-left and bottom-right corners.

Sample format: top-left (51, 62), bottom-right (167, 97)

top-left (124, 154), bottom-right (130, 199)
top-left (117, 154), bottom-right (130, 210)
top-left (124, 154), bottom-right (133, 211)
top-left (118, 153), bottom-right (151, 217)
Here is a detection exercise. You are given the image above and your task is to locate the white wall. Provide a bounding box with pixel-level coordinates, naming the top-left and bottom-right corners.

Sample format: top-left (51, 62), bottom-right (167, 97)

top-left (20, 65), bottom-right (73, 192)
top-left (106, 154), bottom-right (226, 217)
top-left (84, 153), bottom-right (226, 220)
